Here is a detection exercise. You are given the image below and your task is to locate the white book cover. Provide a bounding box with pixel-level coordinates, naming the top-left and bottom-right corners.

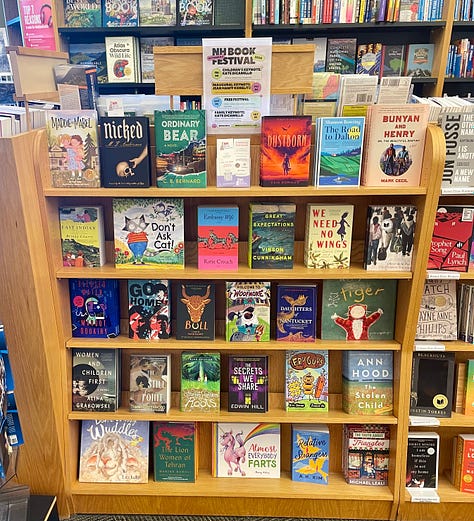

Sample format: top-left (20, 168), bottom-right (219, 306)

top-left (105, 36), bottom-right (140, 83)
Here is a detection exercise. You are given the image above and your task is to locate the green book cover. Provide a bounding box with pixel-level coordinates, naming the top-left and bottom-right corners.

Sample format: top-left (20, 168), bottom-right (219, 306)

top-left (180, 352), bottom-right (220, 412)
top-left (342, 379), bottom-right (393, 415)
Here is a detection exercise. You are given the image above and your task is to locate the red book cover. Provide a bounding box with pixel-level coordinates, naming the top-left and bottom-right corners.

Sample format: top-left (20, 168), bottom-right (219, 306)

top-left (260, 115), bottom-right (312, 187)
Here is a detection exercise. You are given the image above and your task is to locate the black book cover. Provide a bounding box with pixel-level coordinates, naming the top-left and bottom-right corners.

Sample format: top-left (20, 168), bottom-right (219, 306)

top-left (176, 283), bottom-right (215, 340)
top-left (228, 355), bottom-right (268, 412)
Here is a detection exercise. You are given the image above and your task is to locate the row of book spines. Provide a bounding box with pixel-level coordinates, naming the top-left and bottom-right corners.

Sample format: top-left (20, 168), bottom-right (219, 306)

top-left (446, 40), bottom-right (474, 79)
top-left (453, 0), bottom-right (474, 20)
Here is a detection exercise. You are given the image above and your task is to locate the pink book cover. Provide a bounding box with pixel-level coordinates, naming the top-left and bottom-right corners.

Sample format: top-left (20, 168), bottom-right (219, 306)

top-left (19, 0), bottom-right (57, 50)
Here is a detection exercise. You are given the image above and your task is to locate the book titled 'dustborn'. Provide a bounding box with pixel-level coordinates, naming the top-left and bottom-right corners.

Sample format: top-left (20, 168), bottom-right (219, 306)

top-left (129, 354), bottom-right (170, 413)
top-left (276, 285), bottom-right (317, 342)
top-left (228, 355), bottom-right (268, 412)
top-left (406, 432), bottom-right (439, 489)
top-left (291, 424), bottom-right (329, 484)
top-left (180, 352), bottom-right (220, 413)
top-left (176, 282), bottom-right (215, 340)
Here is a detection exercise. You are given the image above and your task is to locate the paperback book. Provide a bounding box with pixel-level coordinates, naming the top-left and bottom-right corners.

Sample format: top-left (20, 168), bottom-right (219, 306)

top-left (139, 0), bottom-right (176, 25)
top-left (356, 43), bottom-right (383, 76)
top-left (64, 0), bottom-right (102, 27)
top-left (105, 36), bottom-right (140, 83)
top-left (405, 43), bottom-right (435, 77)
top-left (103, 0), bottom-right (138, 26)
top-left (291, 424), bottom-right (329, 484)
top-left (451, 434), bottom-right (474, 493)
top-left (228, 355), bottom-right (268, 412)
top-left (406, 432), bottom-right (439, 489)
top-left (276, 285), bottom-right (317, 342)
top-left (129, 354), bottom-right (170, 413)
top-left (140, 37), bottom-right (174, 83)
top-left (380, 45), bottom-right (405, 77)
top-left (464, 359), bottom-right (474, 415)
top-left (178, 0), bottom-right (213, 25)
top-left (326, 38), bottom-right (357, 74)
top-left (180, 352), bottom-right (220, 412)
top-left (69, 42), bottom-right (107, 84)
top-left (176, 283), bottom-right (215, 340)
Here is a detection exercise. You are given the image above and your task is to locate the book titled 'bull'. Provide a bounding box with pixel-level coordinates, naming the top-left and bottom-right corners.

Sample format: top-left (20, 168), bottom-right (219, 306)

top-left (176, 283), bottom-right (215, 340)
top-left (228, 356), bottom-right (268, 412)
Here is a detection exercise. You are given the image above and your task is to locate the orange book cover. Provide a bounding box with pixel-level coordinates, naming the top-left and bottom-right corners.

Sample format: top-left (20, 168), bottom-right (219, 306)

top-left (453, 434), bottom-right (474, 493)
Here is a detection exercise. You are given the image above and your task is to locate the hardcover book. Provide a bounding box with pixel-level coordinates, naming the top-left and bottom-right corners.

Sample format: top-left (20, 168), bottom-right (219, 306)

top-left (79, 420), bottom-right (149, 483)
top-left (128, 279), bottom-right (170, 340)
top-left (406, 432), bottom-right (439, 489)
top-left (225, 281), bottom-right (271, 342)
top-left (113, 198), bottom-right (184, 268)
top-left (464, 359), bottom-right (474, 415)
top-left (451, 434), bottom-right (474, 492)
top-left (105, 36), bottom-right (140, 83)
top-left (285, 350), bottom-right (329, 412)
top-left (248, 203), bottom-right (296, 269)
top-left (99, 116), bottom-right (151, 188)
top-left (405, 43), bottom-right (435, 77)
top-left (314, 117), bottom-right (365, 187)
top-left (155, 110), bottom-right (206, 188)
top-left (103, 0), bottom-right (138, 26)
top-left (140, 37), bottom-right (174, 82)
top-left (361, 104), bottom-right (430, 187)
top-left (276, 285), bottom-right (317, 342)
top-left (416, 279), bottom-right (458, 340)
top-left (291, 424), bottom-right (329, 484)
top-left (64, 0), bottom-right (102, 27)
top-left (343, 424), bottom-right (390, 486)
top-left (380, 45), bottom-right (405, 77)
top-left (364, 205), bottom-right (417, 271)
top-left (356, 43), bottom-right (383, 76)
top-left (321, 279), bottom-right (397, 341)
top-left (326, 38), bottom-right (357, 75)
top-left (153, 422), bottom-right (197, 482)
top-left (45, 109), bottom-right (100, 188)
top-left (259, 115), bottom-right (312, 187)
top-left (212, 422), bottom-right (280, 478)
top-left (176, 283), bottom-right (215, 340)
top-left (178, 0), bottom-right (213, 25)
top-left (409, 351), bottom-right (455, 417)
top-left (180, 352), bottom-right (220, 412)
top-left (342, 350), bottom-right (393, 415)
top-left (59, 206), bottom-right (105, 267)
top-left (304, 204), bottom-right (354, 269)
top-left (69, 42), bottom-right (107, 84)
top-left (129, 354), bottom-right (170, 413)
top-left (197, 205), bottom-right (239, 270)
top-left (139, 0), bottom-right (176, 25)
top-left (228, 355), bottom-right (268, 412)
top-left (69, 278), bottom-right (120, 338)
top-left (72, 348), bottom-right (120, 411)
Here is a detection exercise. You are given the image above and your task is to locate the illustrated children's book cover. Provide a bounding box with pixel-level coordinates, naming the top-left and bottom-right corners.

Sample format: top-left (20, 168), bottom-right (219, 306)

top-left (276, 285), bottom-right (317, 342)
top-left (72, 348), bottom-right (120, 412)
top-left (129, 354), bottom-right (170, 413)
top-left (59, 206), bottom-right (105, 267)
top-left (364, 205), bottom-right (417, 271)
top-left (69, 278), bottom-right (120, 338)
top-left (406, 432), bottom-right (439, 489)
top-left (64, 0), bottom-right (102, 27)
top-left (128, 279), bottom-right (170, 340)
top-left (113, 198), bottom-right (184, 268)
top-left (314, 117), bottom-right (365, 187)
top-left (321, 279), bottom-right (397, 341)
top-left (304, 204), bottom-right (354, 269)
top-left (451, 434), bottom-right (474, 493)
top-left (212, 422), bottom-right (280, 478)
top-left (45, 110), bottom-right (100, 188)
top-left (103, 0), bottom-right (138, 26)
top-left (139, 0), bottom-right (176, 26)
top-left (180, 352), bottom-right (220, 413)
top-left (178, 0), bottom-right (213, 25)
top-left (291, 424), bottom-right (330, 484)
top-left (99, 116), bottom-right (151, 188)
top-left (197, 205), bottom-right (239, 270)
top-left (248, 203), bottom-right (296, 269)
top-left (260, 115), bottom-right (312, 187)
top-left (79, 420), bottom-right (149, 483)
top-left (225, 281), bottom-right (271, 342)
top-left (155, 109), bottom-right (206, 188)
top-left (176, 282), bottom-right (215, 340)
top-left (285, 350), bottom-right (329, 412)
top-left (153, 421), bottom-right (198, 482)
top-left (228, 355), bottom-right (268, 412)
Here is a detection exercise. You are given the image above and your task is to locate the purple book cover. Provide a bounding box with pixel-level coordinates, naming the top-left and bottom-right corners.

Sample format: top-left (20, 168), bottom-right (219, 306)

top-left (276, 285), bottom-right (317, 342)
top-left (228, 355), bottom-right (268, 412)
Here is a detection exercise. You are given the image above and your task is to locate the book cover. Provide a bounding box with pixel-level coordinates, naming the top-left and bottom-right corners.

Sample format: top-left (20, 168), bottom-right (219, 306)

top-left (380, 45), bottom-right (405, 77)
top-left (72, 348), bottom-right (119, 411)
top-left (452, 434), bottom-right (474, 492)
top-left (103, 0), bottom-right (138, 26)
top-left (225, 281), bottom-right (271, 342)
top-left (45, 109), bottom-right (100, 188)
top-left (285, 350), bottom-right (329, 412)
top-left (464, 359), bottom-right (474, 415)
top-left (216, 138), bottom-right (251, 188)
top-left (428, 206), bottom-right (474, 272)
top-left (276, 285), bottom-right (317, 342)
top-left (178, 0), bottom-right (213, 25)
top-left (155, 110), bottom-right (206, 188)
top-left (54, 63), bottom-right (98, 111)
top-left (259, 115), bottom-right (312, 187)
top-left (64, 0), bottom-right (102, 27)
top-left (342, 350), bottom-right (393, 415)
top-left (59, 206), bottom-right (105, 267)
top-left (410, 351), bottom-right (455, 417)
top-left (212, 422), bottom-right (280, 478)
top-left (69, 42), bottom-right (107, 84)
top-left (304, 204), bottom-right (354, 269)
top-left (416, 280), bottom-right (458, 340)
top-left (364, 205), bottom-right (417, 271)
top-left (129, 354), bottom-right (170, 413)
top-left (128, 280), bottom-right (170, 339)
top-left (180, 352), bottom-right (220, 412)
top-left (405, 43), bottom-right (435, 77)
top-left (176, 282), bottom-right (215, 340)
top-left (113, 198), bottom-right (184, 268)
top-left (140, 37), bottom-right (174, 82)
top-left (79, 420), bottom-right (149, 483)
top-left (343, 424), bottom-right (390, 486)
top-left (153, 422), bottom-right (197, 482)
top-left (228, 355), bottom-right (268, 412)
top-left (99, 116), bottom-right (151, 188)
top-left (356, 43), bottom-right (383, 75)
top-left (361, 104), bottom-right (430, 187)
top-left (197, 205), bottom-right (239, 270)
top-left (291, 424), bottom-right (329, 484)
top-left (321, 279), bottom-right (397, 341)
top-left (326, 38), bottom-right (357, 75)
top-left (248, 203), bottom-right (296, 269)
top-left (139, 0), bottom-right (176, 25)
top-left (105, 36), bottom-right (140, 83)
top-left (314, 117), bottom-right (364, 187)
top-left (69, 279), bottom-right (120, 338)
top-left (406, 432), bottom-right (439, 489)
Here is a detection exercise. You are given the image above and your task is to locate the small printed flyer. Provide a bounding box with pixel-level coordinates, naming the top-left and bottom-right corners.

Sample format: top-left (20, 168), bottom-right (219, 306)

top-left (202, 37), bottom-right (272, 134)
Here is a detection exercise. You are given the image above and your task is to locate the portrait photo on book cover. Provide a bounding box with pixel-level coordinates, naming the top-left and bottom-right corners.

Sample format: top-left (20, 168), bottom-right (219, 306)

top-left (379, 143), bottom-right (412, 177)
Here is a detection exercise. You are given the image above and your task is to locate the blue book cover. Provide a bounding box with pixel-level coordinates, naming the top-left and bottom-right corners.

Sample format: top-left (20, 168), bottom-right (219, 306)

top-left (70, 279), bottom-right (120, 338)
top-left (405, 43), bottom-right (435, 77)
top-left (69, 43), bottom-right (107, 84)
top-left (103, 0), bottom-right (138, 26)
top-left (291, 424), bottom-right (329, 484)
top-left (315, 117), bottom-right (365, 188)
top-left (276, 285), bottom-right (317, 342)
